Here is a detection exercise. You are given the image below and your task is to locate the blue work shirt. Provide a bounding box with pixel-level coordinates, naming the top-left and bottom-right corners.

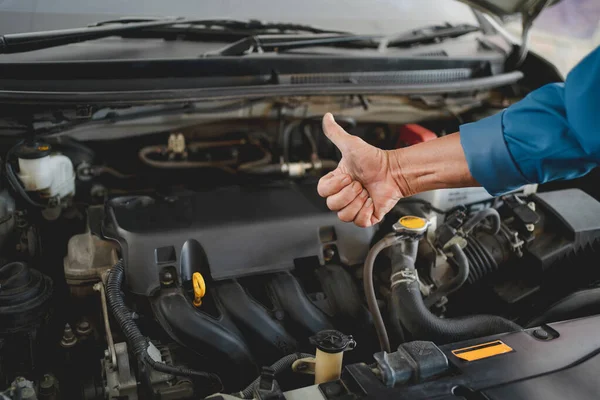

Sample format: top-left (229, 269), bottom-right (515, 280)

top-left (460, 45), bottom-right (600, 195)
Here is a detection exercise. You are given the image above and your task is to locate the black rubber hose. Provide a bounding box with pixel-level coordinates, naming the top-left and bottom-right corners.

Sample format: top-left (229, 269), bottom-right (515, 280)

top-left (462, 208), bottom-right (501, 236)
top-left (363, 234), bottom-right (404, 353)
top-left (239, 164), bottom-right (283, 175)
top-left (235, 352), bottom-right (314, 399)
top-left (106, 261), bottom-right (222, 389)
top-left (390, 254), bottom-right (520, 344)
top-left (302, 123), bottom-right (318, 159)
top-left (282, 120), bottom-right (303, 163)
top-left (465, 236), bottom-right (498, 284)
top-left (424, 244), bottom-right (470, 307)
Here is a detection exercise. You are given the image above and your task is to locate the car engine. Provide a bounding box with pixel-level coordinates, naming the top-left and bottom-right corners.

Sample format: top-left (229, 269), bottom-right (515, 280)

top-left (1, 96), bottom-right (600, 400)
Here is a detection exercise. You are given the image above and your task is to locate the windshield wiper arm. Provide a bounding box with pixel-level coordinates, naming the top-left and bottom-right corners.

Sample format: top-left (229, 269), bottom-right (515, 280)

top-left (0, 18), bottom-right (184, 54)
top-left (204, 34), bottom-right (377, 57)
top-left (378, 23), bottom-right (480, 50)
top-left (206, 23), bottom-right (480, 56)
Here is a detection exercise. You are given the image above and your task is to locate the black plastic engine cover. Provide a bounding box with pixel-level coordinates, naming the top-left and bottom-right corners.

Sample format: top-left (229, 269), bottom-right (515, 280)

top-left (103, 183), bottom-right (374, 296)
top-left (529, 188), bottom-right (600, 270)
top-left (343, 315), bottom-right (600, 400)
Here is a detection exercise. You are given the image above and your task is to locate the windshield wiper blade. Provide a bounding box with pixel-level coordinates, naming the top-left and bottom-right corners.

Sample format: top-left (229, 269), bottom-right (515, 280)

top-left (0, 18), bottom-right (182, 54)
top-left (116, 20), bottom-right (350, 43)
top-left (0, 18), bottom-right (348, 55)
top-left (92, 17), bottom-right (347, 35)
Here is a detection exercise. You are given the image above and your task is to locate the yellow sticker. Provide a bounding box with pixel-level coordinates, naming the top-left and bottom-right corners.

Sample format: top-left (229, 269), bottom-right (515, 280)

top-left (399, 216), bottom-right (427, 229)
top-left (452, 340), bottom-right (513, 362)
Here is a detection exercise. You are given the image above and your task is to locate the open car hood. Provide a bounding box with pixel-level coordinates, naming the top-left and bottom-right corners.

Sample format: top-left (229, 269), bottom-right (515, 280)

top-left (461, 0), bottom-right (561, 21)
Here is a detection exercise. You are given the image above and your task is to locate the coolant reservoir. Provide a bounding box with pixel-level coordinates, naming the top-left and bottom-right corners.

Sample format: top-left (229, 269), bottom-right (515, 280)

top-left (16, 141), bottom-right (75, 200)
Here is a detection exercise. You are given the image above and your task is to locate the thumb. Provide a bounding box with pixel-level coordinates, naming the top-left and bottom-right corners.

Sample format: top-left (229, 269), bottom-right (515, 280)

top-left (322, 113), bottom-right (353, 152)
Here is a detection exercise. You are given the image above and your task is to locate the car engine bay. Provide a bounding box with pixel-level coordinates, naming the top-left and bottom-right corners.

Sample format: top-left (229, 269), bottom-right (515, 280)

top-left (2, 90), bottom-right (600, 400)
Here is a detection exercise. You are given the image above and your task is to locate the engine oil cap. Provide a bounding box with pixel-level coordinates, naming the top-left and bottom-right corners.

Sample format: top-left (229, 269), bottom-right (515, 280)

top-left (310, 330), bottom-right (356, 354)
top-left (393, 216), bottom-right (430, 235)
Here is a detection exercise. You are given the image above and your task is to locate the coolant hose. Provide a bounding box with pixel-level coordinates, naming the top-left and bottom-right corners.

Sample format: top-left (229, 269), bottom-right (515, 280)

top-left (424, 244), bottom-right (470, 307)
top-left (462, 208), bottom-right (501, 235)
top-left (389, 245), bottom-right (520, 344)
top-left (364, 234), bottom-right (404, 353)
top-left (106, 260), bottom-right (222, 388)
top-left (235, 352), bottom-right (314, 399)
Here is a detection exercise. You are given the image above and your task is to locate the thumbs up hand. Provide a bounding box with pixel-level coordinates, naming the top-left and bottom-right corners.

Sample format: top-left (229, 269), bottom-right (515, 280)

top-left (317, 113), bottom-right (407, 227)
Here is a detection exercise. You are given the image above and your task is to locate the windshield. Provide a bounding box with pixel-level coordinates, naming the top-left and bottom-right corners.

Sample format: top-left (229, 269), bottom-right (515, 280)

top-left (0, 0), bottom-right (477, 35)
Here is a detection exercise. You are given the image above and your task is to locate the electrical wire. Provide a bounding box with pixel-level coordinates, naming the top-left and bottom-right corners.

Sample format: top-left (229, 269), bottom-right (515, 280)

top-left (106, 261), bottom-right (223, 392)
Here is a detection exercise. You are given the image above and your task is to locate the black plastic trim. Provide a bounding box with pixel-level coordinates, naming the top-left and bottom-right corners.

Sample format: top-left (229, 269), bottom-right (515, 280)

top-left (0, 72), bottom-right (523, 106)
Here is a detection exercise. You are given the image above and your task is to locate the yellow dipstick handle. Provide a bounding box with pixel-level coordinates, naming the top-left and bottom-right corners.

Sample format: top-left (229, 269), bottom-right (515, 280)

top-left (192, 272), bottom-right (206, 307)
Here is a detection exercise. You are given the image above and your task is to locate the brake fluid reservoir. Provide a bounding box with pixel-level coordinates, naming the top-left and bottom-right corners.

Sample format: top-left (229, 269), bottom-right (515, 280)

top-left (16, 141), bottom-right (75, 200)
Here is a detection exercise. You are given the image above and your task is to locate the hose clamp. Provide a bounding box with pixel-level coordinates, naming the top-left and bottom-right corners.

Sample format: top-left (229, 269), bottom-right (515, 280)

top-left (390, 269), bottom-right (418, 289)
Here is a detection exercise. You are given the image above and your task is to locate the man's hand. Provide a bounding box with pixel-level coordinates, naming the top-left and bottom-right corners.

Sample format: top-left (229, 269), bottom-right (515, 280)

top-left (317, 113), bottom-right (407, 227)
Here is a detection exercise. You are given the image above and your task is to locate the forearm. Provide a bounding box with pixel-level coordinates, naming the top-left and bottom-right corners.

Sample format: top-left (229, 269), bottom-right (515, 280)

top-left (389, 132), bottom-right (479, 197)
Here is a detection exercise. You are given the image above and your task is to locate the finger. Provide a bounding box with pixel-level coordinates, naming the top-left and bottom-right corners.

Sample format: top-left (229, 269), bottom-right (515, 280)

top-left (370, 214), bottom-right (383, 226)
top-left (322, 113), bottom-right (353, 153)
top-left (337, 189), bottom-right (369, 222)
top-left (372, 201), bottom-right (389, 222)
top-left (317, 172), bottom-right (352, 197)
top-left (326, 181), bottom-right (363, 211)
top-left (354, 198), bottom-right (375, 228)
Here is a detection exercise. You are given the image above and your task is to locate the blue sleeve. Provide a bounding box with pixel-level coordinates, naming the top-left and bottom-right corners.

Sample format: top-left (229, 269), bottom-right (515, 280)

top-left (459, 45), bottom-right (600, 196)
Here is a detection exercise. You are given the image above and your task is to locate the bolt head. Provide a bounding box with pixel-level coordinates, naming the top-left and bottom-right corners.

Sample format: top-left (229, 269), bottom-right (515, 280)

top-left (76, 320), bottom-right (92, 335)
top-left (526, 224), bottom-right (535, 232)
top-left (323, 247), bottom-right (335, 261)
top-left (533, 328), bottom-right (550, 340)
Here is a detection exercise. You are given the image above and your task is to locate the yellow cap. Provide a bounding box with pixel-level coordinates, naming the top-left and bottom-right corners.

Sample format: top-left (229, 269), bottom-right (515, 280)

top-left (192, 272), bottom-right (206, 307)
top-left (398, 216), bottom-right (427, 230)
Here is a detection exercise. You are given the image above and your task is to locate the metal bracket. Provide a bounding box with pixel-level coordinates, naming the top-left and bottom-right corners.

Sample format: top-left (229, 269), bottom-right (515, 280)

top-left (292, 357), bottom-right (316, 375)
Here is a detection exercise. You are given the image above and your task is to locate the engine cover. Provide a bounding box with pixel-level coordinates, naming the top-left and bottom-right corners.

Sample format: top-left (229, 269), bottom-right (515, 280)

top-left (103, 182), bottom-right (374, 296)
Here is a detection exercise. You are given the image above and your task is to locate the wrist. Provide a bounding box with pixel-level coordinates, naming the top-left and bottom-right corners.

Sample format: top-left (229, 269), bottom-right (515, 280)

top-left (385, 149), bottom-right (417, 197)
top-left (386, 133), bottom-right (479, 197)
